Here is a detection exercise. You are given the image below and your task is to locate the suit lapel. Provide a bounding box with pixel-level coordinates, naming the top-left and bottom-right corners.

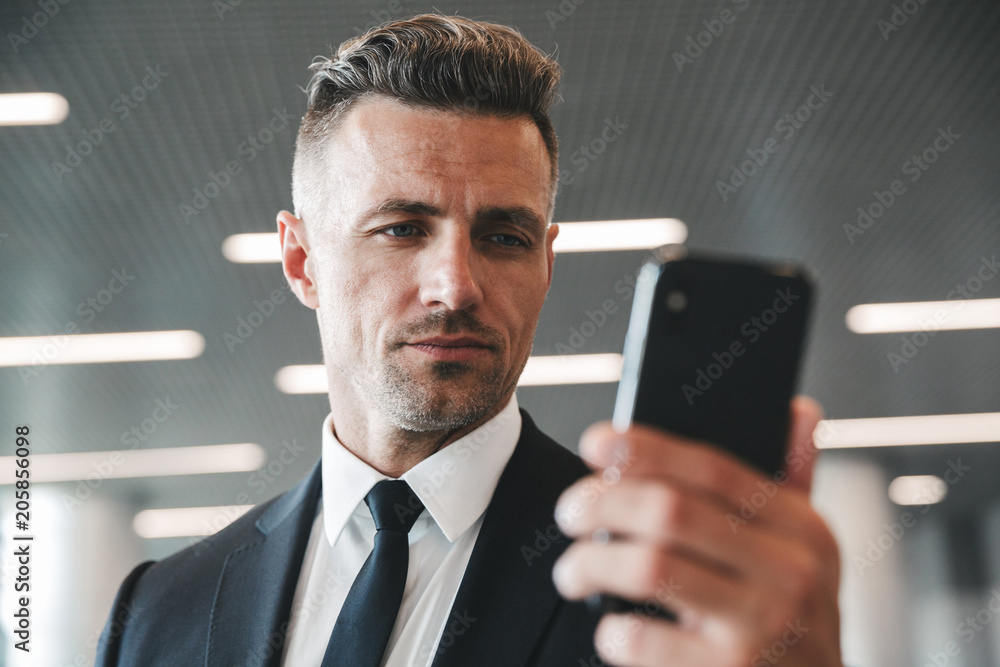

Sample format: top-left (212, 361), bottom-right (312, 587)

top-left (206, 461), bottom-right (322, 667)
top-left (432, 409), bottom-right (588, 667)
top-left (199, 410), bottom-right (587, 666)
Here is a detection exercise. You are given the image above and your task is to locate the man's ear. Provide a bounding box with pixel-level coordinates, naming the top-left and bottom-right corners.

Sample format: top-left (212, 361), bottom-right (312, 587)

top-left (545, 222), bottom-right (559, 291)
top-left (277, 210), bottom-right (319, 309)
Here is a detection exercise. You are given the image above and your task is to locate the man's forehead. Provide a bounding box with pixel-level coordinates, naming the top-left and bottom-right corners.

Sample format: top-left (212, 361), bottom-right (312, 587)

top-left (315, 96), bottom-right (553, 220)
top-left (328, 96), bottom-right (547, 168)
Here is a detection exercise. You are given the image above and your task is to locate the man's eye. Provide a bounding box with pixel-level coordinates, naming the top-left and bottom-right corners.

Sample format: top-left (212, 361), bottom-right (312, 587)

top-left (489, 233), bottom-right (526, 247)
top-left (383, 224), bottom-right (419, 237)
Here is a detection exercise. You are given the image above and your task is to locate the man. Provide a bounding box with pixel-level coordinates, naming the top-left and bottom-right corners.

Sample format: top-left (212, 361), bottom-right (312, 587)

top-left (97, 14), bottom-right (842, 666)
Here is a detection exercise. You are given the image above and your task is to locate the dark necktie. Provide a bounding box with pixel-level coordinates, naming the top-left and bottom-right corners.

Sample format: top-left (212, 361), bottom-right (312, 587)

top-left (321, 479), bottom-right (425, 667)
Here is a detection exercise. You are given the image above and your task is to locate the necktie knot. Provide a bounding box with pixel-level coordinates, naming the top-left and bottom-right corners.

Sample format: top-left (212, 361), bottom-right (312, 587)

top-left (365, 479), bottom-right (424, 533)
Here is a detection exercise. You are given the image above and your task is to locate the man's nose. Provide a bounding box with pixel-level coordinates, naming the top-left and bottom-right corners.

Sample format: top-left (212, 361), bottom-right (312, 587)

top-left (418, 235), bottom-right (484, 312)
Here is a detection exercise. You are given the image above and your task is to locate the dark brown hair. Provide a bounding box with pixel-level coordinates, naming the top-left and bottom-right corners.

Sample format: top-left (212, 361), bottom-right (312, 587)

top-left (292, 14), bottom-right (561, 221)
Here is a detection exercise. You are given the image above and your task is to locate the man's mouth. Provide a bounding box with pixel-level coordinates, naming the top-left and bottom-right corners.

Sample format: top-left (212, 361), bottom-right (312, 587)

top-left (405, 335), bottom-right (493, 361)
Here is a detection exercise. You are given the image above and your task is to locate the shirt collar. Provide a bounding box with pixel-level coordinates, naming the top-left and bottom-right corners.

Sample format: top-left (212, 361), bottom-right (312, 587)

top-left (320, 393), bottom-right (522, 546)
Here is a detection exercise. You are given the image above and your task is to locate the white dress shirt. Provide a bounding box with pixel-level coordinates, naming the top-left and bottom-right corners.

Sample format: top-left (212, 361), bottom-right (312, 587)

top-left (280, 393), bottom-right (523, 667)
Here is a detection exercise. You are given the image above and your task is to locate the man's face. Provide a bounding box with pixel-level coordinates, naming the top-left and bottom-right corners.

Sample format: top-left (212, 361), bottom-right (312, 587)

top-left (288, 96), bottom-right (557, 433)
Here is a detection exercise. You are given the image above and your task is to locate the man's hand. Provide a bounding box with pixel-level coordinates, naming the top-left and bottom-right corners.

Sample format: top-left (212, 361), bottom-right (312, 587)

top-left (552, 396), bottom-right (842, 667)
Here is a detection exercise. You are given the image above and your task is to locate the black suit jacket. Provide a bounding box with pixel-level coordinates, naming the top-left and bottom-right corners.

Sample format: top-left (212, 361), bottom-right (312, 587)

top-left (96, 408), bottom-right (604, 666)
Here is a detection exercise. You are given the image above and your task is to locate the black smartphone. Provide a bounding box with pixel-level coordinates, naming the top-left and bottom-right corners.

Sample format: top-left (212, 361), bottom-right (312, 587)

top-left (614, 244), bottom-right (814, 473)
top-left (587, 244), bottom-right (814, 619)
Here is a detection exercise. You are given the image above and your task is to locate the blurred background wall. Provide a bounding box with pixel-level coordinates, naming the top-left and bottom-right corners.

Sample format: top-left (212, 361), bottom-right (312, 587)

top-left (0, 1), bottom-right (998, 665)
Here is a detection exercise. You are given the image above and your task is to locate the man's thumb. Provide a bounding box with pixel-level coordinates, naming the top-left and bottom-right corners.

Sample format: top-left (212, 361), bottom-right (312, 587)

top-left (785, 395), bottom-right (824, 492)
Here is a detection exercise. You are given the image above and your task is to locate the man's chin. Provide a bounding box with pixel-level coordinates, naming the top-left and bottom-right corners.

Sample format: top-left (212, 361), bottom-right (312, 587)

top-left (388, 383), bottom-right (506, 432)
top-left (374, 354), bottom-right (511, 429)
top-left (388, 403), bottom-right (487, 433)
top-left (425, 359), bottom-right (481, 380)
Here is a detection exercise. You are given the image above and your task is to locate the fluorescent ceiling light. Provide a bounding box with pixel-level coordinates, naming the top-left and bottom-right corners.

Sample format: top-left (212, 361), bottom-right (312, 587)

top-left (551, 219), bottom-right (687, 253)
top-left (275, 364), bottom-right (327, 394)
top-left (0, 330), bottom-right (205, 367)
top-left (888, 475), bottom-right (947, 506)
top-left (222, 219), bottom-right (688, 263)
top-left (0, 443), bottom-right (266, 485)
top-left (275, 353), bottom-right (624, 394)
top-left (846, 298), bottom-right (1000, 333)
top-left (222, 233), bottom-right (279, 263)
top-left (517, 353), bottom-right (623, 386)
top-left (0, 92), bottom-right (69, 126)
top-left (815, 412), bottom-right (1000, 449)
top-left (133, 504), bottom-right (254, 538)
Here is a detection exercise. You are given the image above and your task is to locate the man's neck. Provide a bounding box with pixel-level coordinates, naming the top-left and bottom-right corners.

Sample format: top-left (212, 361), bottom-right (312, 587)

top-left (328, 393), bottom-right (513, 478)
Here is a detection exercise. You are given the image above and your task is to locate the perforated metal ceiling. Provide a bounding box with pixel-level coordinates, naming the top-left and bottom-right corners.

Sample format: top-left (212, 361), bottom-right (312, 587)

top-left (1, 0), bottom-right (998, 544)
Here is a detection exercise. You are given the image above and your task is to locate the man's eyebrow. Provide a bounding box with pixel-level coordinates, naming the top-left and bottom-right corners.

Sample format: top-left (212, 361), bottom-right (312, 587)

top-left (362, 199), bottom-right (443, 221)
top-left (358, 200), bottom-right (546, 236)
top-left (476, 206), bottom-right (547, 237)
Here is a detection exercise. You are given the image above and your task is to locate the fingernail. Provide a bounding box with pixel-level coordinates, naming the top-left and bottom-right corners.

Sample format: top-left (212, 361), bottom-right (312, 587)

top-left (552, 556), bottom-right (572, 592)
top-left (581, 432), bottom-right (627, 468)
top-left (555, 504), bottom-right (574, 532)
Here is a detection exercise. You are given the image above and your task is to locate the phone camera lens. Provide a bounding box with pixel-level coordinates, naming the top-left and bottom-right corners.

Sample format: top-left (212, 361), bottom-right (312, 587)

top-left (665, 290), bottom-right (687, 313)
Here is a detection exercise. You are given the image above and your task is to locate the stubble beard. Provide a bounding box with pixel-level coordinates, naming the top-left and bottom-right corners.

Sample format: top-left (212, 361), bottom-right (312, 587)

top-left (369, 353), bottom-right (510, 432)
top-left (323, 304), bottom-right (527, 434)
